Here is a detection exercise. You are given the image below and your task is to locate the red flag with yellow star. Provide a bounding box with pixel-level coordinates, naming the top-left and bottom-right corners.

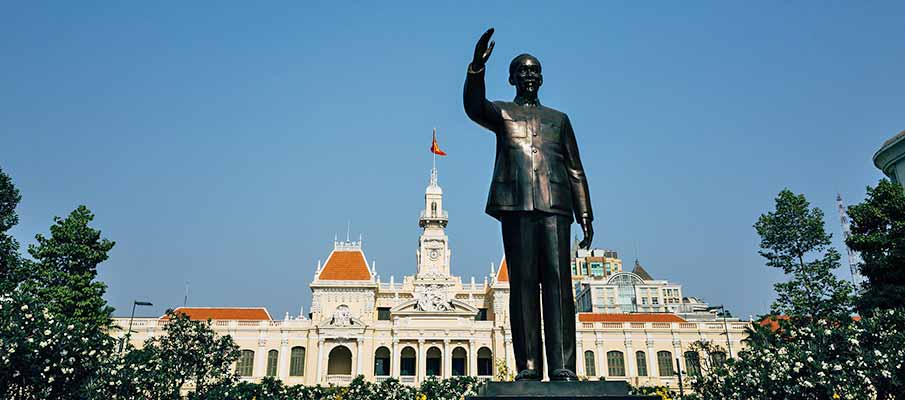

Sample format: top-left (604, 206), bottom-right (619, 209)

top-left (430, 128), bottom-right (447, 156)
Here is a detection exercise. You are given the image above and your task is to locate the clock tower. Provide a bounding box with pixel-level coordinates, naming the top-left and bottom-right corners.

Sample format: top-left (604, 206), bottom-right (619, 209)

top-left (416, 166), bottom-right (452, 280)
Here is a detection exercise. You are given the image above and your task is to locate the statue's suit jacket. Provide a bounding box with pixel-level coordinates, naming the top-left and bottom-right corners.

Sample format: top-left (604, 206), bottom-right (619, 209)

top-left (463, 65), bottom-right (593, 223)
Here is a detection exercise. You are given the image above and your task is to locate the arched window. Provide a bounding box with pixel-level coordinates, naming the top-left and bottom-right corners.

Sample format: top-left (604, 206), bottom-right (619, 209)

top-left (584, 351), bottom-right (596, 377)
top-left (237, 349), bottom-right (255, 376)
top-left (635, 351), bottom-right (648, 377)
top-left (477, 347), bottom-right (493, 376)
top-left (684, 351), bottom-right (701, 376)
top-left (266, 350), bottom-right (279, 376)
top-left (657, 351), bottom-right (675, 376)
top-left (290, 347), bottom-right (306, 376)
top-left (401, 346), bottom-right (416, 376)
top-left (607, 351), bottom-right (625, 377)
top-left (606, 273), bottom-right (644, 313)
top-left (426, 347), bottom-right (442, 376)
top-left (374, 346), bottom-right (391, 376)
top-left (710, 351), bottom-right (727, 368)
top-left (452, 347), bottom-right (467, 376)
top-left (327, 345), bottom-right (353, 375)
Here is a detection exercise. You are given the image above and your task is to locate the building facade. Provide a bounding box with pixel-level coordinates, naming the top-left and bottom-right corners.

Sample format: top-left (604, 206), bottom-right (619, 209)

top-left (874, 129), bottom-right (905, 185)
top-left (114, 167), bottom-right (748, 389)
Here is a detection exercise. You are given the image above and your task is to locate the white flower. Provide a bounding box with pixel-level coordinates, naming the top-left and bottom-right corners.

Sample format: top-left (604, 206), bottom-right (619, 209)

top-left (20, 304), bottom-right (28, 311)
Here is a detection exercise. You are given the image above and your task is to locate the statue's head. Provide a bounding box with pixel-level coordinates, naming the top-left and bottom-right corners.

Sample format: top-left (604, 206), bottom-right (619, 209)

top-left (508, 53), bottom-right (543, 96)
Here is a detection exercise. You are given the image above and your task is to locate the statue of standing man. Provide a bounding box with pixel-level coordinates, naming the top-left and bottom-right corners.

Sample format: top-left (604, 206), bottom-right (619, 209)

top-left (463, 28), bottom-right (594, 382)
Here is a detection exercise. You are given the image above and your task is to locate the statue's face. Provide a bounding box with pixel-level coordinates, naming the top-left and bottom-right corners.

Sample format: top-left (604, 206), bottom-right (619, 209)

top-left (510, 57), bottom-right (543, 95)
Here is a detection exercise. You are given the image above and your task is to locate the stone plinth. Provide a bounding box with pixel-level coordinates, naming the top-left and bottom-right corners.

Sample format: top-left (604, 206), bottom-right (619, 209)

top-left (467, 381), bottom-right (659, 400)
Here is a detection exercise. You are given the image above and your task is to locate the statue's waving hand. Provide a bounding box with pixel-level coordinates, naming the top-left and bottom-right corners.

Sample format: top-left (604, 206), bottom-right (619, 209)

top-left (472, 28), bottom-right (495, 68)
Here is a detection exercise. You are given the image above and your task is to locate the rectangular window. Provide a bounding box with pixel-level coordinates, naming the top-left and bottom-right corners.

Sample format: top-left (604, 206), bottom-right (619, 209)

top-left (266, 350), bottom-right (279, 377)
top-left (584, 351), bottom-right (596, 377)
top-left (237, 350), bottom-right (255, 377)
top-left (290, 347), bottom-right (306, 376)
top-left (657, 351), bottom-right (675, 376)
top-left (378, 307), bottom-right (391, 321)
top-left (607, 351), bottom-right (626, 376)
top-left (636, 351), bottom-right (648, 377)
top-left (475, 308), bottom-right (488, 321)
top-left (684, 351), bottom-right (701, 376)
top-left (590, 262), bottom-right (604, 277)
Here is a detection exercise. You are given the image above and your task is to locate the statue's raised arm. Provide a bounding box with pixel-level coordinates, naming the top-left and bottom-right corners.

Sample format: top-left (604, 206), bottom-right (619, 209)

top-left (463, 28), bottom-right (501, 131)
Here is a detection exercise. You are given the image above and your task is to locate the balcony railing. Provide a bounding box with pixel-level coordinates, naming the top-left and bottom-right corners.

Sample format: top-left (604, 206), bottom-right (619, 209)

top-left (326, 375), bottom-right (352, 385)
top-left (419, 210), bottom-right (449, 221)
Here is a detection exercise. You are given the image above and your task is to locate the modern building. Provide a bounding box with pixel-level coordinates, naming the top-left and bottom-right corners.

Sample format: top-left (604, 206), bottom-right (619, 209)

top-left (874, 130), bottom-right (905, 185)
top-left (571, 247), bottom-right (623, 280)
top-left (113, 167), bottom-right (748, 390)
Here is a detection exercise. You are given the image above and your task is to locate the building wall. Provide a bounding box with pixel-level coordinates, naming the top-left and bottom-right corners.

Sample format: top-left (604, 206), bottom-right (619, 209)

top-left (114, 311), bottom-right (747, 388)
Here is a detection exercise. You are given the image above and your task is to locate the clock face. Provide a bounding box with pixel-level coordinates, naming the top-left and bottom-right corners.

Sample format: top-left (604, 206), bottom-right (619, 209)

top-left (429, 249), bottom-right (440, 260)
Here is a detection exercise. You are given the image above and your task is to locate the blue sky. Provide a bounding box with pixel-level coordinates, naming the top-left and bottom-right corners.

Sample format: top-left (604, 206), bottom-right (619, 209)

top-left (2, 2), bottom-right (903, 320)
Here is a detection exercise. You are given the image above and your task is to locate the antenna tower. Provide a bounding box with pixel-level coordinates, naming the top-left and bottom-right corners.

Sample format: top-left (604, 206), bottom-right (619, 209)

top-left (836, 193), bottom-right (862, 284)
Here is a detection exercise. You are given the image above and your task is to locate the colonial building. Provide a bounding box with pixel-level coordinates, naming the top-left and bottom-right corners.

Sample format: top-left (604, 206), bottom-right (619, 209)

top-left (114, 167), bottom-right (749, 389)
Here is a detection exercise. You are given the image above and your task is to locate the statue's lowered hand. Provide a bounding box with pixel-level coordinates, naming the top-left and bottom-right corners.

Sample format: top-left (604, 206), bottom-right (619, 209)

top-left (472, 27), bottom-right (495, 68)
top-left (578, 218), bottom-right (594, 250)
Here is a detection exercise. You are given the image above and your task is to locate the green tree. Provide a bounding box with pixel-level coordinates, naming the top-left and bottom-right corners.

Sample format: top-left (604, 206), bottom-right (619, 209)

top-left (0, 167), bottom-right (22, 293)
top-left (754, 189), bottom-right (854, 322)
top-left (845, 179), bottom-right (905, 399)
top-left (1, 203), bottom-right (118, 399)
top-left (692, 189), bottom-right (870, 399)
top-left (110, 311), bottom-right (240, 399)
top-left (846, 179), bottom-right (905, 313)
top-left (25, 205), bottom-right (116, 329)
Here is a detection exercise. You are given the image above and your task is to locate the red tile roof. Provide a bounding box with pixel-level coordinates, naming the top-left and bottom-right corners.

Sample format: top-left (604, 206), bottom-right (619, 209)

top-left (162, 307), bottom-right (272, 321)
top-left (578, 313), bottom-right (686, 323)
top-left (497, 257), bottom-right (509, 282)
top-left (319, 250), bottom-right (372, 281)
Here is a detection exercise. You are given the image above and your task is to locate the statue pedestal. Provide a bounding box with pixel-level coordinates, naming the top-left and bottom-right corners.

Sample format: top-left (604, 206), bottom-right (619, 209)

top-left (467, 381), bottom-right (658, 400)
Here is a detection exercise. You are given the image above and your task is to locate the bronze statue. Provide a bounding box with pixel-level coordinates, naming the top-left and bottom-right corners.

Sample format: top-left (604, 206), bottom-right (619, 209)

top-left (463, 28), bottom-right (594, 381)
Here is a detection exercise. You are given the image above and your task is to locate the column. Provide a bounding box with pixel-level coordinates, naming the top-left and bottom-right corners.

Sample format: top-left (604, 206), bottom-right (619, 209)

top-left (504, 336), bottom-right (513, 376)
top-left (392, 339), bottom-right (400, 377)
top-left (279, 337), bottom-right (290, 381)
top-left (625, 339), bottom-right (636, 378)
top-left (443, 339), bottom-right (451, 378)
top-left (356, 338), bottom-right (365, 376)
top-left (255, 338), bottom-right (267, 378)
top-left (316, 338), bottom-right (326, 383)
top-left (673, 336), bottom-right (684, 376)
top-left (417, 339), bottom-right (425, 383)
top-left (645, 337), bottom-right (655, 380)
top-left (596, 339), bottom-right (605, 379)
top-left (468, 340), bottom-right (476, 377)
top-left (575, 334), bottom-right (584, 376)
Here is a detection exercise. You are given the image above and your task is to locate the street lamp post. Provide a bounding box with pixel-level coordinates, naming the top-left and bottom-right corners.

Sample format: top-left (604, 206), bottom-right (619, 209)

top-left (707, 305), bottom-right (733, 358)
top-left (121, 300), bottom-right (153, 352)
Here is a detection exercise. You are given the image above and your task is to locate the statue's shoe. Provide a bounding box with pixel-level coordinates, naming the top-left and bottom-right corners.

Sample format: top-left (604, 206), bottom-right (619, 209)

top-left (514, 369), bottom-right (542, 381)
top-left (549, 368), bottom-right (578, 381)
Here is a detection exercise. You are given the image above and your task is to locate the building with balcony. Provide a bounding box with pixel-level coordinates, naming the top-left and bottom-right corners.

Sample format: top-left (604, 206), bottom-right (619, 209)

top-left (113, 166), bottom-right (748, 389)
